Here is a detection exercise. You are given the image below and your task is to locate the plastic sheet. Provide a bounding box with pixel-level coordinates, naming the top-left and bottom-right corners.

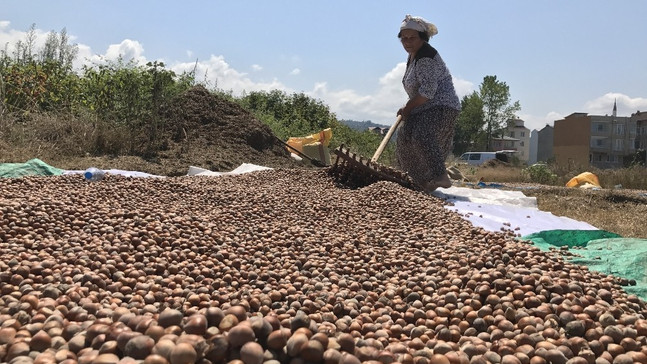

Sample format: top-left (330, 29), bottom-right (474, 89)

top-left (525, 231), bottom-right (647, 300)
top-left (0, 158), bottom-right (63, 177)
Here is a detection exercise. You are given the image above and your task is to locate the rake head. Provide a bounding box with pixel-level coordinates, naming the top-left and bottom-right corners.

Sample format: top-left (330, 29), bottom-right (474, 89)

top-left (328, 145), bottom-right (418, 190)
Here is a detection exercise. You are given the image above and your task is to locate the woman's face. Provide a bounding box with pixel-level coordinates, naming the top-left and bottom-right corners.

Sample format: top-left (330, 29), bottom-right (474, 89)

top-left (400, 29), bottom-right (424, 56)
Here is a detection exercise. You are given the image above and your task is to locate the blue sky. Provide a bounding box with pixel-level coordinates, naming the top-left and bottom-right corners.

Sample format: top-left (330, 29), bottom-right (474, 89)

top-left (2, 1), bottom-right (646, 132)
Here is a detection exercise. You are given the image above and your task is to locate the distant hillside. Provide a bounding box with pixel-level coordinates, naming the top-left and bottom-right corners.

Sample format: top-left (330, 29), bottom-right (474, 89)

top-left (340, 119), bottom-right (390, 131)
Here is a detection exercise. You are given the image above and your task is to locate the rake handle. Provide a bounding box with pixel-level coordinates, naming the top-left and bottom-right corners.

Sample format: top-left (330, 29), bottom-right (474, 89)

top-left (371, 115), bottom-right (403, 163)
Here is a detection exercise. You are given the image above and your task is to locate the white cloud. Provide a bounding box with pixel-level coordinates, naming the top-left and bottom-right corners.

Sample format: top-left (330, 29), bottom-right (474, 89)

top-left (520, 94), bottom-right (647, 132)
top-left (584, 93), bottom-right (647, 117)
top-left (310, 82), bottom-right (374, 119)
top-left (170, 55), bottom-right (290, 95)
top-left (74, 39), bottom-right (149, 69)
top-left (0, 22), bottom-right (82, 61)
top-left (9, 21), bottom-right (643, 134)
top-left (74, 43), bottom-right (95, 68)
top-left (305, 64), bottom-right (405, 125)
top-left (104, 39), bottom-right (146, 63)
top-left (452, 77), bottom-right (475, 99)
top-left (307, 63), bottom-right (477, 126)
top-left (0, 23), bottom-right (94, 70)
top-left (0, 22), bottom-right (49, 56)
top-left (186, 50), bottom-right (194, 59)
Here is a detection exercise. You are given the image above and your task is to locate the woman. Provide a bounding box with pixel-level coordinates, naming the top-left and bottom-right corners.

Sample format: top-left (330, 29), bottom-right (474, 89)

top-left (396, 14), bottom-right (461, 192)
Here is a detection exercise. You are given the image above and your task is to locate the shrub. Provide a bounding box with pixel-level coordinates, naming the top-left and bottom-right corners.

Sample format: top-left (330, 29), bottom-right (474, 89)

top-left (522, 163), bottom-right (558, 185)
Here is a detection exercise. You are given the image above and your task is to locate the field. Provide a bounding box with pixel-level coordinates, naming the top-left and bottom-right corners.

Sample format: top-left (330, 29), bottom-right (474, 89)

top-left (2, 86), bottom-right (646, 241)
top-left (450, 161), bottom-right (647, 239)
top-left (2, 87), bottom-right (647, 363)
top-left (3, 148), bottom-right (646, 240)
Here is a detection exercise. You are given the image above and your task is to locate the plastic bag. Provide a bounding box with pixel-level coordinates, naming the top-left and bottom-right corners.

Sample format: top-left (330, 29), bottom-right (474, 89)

top-left (566, 172), bottom-right (601, 188)
top-left (286, 128), bottom-right (332, 153)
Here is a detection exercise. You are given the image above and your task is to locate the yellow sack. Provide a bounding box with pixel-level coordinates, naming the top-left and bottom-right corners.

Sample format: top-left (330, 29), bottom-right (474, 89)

top-left (286, 128), bottom-right (332, 153)
top-left (566, 172), bottom-right (601, 188)
top-left (286, 137), bottom-right (305, 154)
top-left (302, 142), bottom-right (331, 166)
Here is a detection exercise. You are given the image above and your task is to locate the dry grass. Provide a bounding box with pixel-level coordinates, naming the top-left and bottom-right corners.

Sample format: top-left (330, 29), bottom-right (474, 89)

top-left (522, 187), bottom-right (647, 239)
top-left (448, 157), bottom-right (647, 190)
top-left (0, 112), bottom-right (130, 164)
top-left (454, 161), bottom-right (524, 183)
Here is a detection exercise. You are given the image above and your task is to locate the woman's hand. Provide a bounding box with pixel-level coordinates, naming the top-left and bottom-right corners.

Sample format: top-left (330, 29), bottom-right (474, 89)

top-left (397, 106), bottom-right (411, 119)
top-left (398, 95), bottom-right (428, 120)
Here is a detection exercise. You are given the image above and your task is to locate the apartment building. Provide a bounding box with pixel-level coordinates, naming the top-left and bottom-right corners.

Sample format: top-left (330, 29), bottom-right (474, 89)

top-left (634, 111), bottom-right (647, 151)
top-left (554, 106), bottom-right (638, 168)
top-left (491, 118), bottom-right (530, 163)
top-left (536, 125), bottom-right (554, 163)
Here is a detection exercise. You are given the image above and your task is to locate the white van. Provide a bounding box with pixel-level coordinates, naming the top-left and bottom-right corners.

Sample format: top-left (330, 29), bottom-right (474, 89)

top-left (459, 151), bottom-right (515, 166)
top-left (458, 152), bottom-right (498, 166)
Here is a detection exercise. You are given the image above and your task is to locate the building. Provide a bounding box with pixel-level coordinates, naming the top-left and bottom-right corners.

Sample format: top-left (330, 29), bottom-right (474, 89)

top-left (529, 129), bottom-right (539, 165)
top-left (491, 135), bottom-right (518, 151)
top-left (554, 102), bottom-right (637, 169)
top-left (491, 118), bottom-right (530, 163)
top-left (368, 126), bottom-right (389, 136)
top-left (633, 111), bottom-right (647, 151)
top-left (633, 111), bottom-right (647, 165)
top-left (536, 125), bottom-right (554, 163)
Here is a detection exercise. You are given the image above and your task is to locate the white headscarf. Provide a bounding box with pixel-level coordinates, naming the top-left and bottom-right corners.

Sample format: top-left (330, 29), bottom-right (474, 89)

top-left (400, 14), bottom-right (438, 38)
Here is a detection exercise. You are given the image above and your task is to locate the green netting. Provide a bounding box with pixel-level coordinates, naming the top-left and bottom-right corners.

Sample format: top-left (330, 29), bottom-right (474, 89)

top-left (522, 230), bottom-right (647, 301)
top-left (0, 158), bottom-right (64, 178)
top-left (523, 229), bottom-right (621, 250)
top-left (567, 238), bottom-right (647, 300)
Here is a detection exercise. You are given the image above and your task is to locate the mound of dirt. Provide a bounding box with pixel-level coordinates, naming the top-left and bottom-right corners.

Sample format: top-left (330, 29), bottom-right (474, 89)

top-left (39, 86), bottom-right (309, 176)
top-left (151, 85), bottom-right (304, 175)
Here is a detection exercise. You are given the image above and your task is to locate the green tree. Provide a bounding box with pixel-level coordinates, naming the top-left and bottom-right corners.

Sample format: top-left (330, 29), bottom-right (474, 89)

top-left (453, 91), bottom-right (485, 155)
top-left (479, 75), bottom-right (520, 151)
top-left (40, 28), bottom-right (78, 70)
top-left (238, 90), bottom-right (393, 164)
top-left (240, 90), bottom-right (336, 139)
top-left (0, 23), bottom-right (387, 165)
top-left (12, 24), bottom-right (37, 63)
top-left (328, 119), bottom-right (394, 165)
top-left (0, 25), bottom-right (81, 114)
top-left (80, 59), bottom-right (193, 153)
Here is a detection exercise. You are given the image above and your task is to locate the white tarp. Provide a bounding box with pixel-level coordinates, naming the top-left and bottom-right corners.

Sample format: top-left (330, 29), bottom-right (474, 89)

top-left (186, 163), bottom-right (272, 176)
top-left (64, 164), bottom-right (271, 178)
top-left (433, 186), bottom-right (538, 208)
top-left (63, 169), bottom-right (165, 178)
top-left (431, 186), bottom-right (597, 237)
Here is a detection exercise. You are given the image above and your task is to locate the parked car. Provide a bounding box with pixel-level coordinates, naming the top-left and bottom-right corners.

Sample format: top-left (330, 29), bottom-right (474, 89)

top-left (458, 151), bottom-right (515, 165)
top-left (458, 152), bottom-right (497, 165)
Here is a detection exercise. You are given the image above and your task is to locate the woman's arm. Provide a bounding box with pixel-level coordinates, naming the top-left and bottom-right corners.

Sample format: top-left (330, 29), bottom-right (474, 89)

top-left (398, 94), bottom-right (429, 119)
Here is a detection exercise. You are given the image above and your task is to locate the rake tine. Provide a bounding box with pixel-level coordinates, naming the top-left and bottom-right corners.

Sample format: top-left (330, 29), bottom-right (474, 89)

top-left (328, 144), bottom-right (416, 190)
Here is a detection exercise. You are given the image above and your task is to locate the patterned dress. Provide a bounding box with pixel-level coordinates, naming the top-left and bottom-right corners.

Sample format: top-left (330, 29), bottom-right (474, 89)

top-left (396, 43), bottom-right (461, 187)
